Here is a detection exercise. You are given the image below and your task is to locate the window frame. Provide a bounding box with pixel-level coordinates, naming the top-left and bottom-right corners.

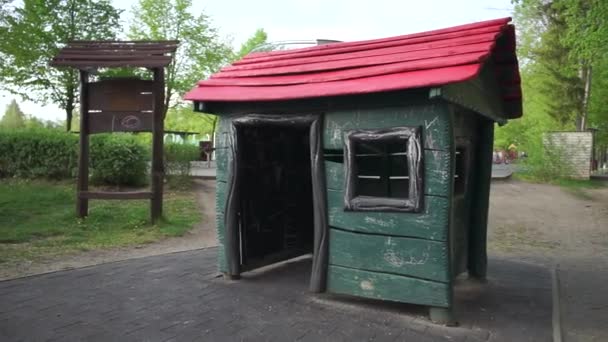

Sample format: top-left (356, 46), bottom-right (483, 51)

top-left (343, 126), bottom-right (424, 212)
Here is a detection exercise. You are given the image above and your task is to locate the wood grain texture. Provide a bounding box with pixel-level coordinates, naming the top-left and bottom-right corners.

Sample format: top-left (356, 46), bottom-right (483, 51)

top-left (215, 116), bottom-right (232, 183)
top-left (327, 265), bottom-right (450, 307)
top-left (235, 18), bottom-right (509, 64)
top-left (150, 68), bottom-right (164, 223)
top-left (325, 149), bottom-right (451, 197)
top-left (451, 197), bottom-right (469, 275)
top-left (323, 104), bottom-right (451, 151)
top-left (221, 41), bottom-right (494, 75)
top-left (343, 126), bottom-right (423, 213)
top-left (79, 191), bottom-right (152, 200)
top-left (217, 116), bottom-right (232, 134)
top-left (76, 70), bottom-right (90, 218)
top-left (87, 79), bottom-right (154, 112)
top-left (216, 180), bottom-right (227, 272)
top-left (329, 229), bottom-right (449, 282)
top-left (439, 62), bottom-right (509, 123)
top-left (88, 111), bottom-right (154, 134)
top-left (467, 119), bottom-right (494, 279)
top-left (206, 52), bottom-right (488, 85)
top-left (327, 189), bottom-right (449, 241)
top-left (215, 147), bottom-right (228, 182)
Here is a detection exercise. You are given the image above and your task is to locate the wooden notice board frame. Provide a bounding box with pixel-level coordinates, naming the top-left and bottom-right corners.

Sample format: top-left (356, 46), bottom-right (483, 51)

top-left (51, 40), bottom-right (178, 223)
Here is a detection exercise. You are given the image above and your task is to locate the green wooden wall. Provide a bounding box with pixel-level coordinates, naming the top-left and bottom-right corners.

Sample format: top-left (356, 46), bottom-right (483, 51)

top-left (323, 103), bottom-right (453, 308)
top-left (213, 101), bottom-right (455, 308)
top-left (215, 116), bottom-right (231, 273)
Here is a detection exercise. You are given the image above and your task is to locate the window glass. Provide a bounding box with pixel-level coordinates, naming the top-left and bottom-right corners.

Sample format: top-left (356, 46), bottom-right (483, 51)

top-left (353, 140), bottom-right (409, 198)
top-left (344, 126), bottom-right (423, 212)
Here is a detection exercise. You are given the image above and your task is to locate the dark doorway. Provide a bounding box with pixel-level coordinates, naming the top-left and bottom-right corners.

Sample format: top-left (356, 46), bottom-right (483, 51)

top-left (236, 124), bottom-right (315, 271)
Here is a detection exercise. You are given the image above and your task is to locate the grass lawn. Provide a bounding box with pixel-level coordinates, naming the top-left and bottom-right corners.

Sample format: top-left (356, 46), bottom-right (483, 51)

top-left (0, 179), bottom-right (201, 265)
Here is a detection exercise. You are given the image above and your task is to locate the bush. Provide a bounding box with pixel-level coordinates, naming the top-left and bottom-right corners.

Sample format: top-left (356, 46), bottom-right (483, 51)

top-left (0, 128), bottom-right (149, 186)
top-left (517, 137), bottom-right (575, 183)
top-left (0, 128), bottom-right (78, 179)
top-left (89, 134), bottom-right (149, 186)
top-left (164, 143), bottom-right (199, 188)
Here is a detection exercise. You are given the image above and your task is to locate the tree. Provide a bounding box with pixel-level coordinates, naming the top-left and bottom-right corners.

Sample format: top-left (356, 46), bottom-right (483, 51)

top-left (128, 0), bottom-right (233, 115)
top-left (197, 28), bottom-right (270, 144)
top-left (165, 105), bottom-right (215, 135)
top-left (0, 98), bottom-right (25, 128)
top-left (513, 0), bottom-right (586, 129)
top-left (560, 0), bottom-right (608, 131)
top-left (0, 0), bottom-right (121, 132)
top-left (511, 0), bottom-right (608, 133)
top-left (236, 28), bottom-right (268, 59)
top-left (498, 0), bottom-right (608, 158)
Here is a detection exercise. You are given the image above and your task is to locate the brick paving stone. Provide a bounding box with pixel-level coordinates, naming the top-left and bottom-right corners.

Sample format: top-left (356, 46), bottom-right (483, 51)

top-left (0, 248), bottom-right (552, 341)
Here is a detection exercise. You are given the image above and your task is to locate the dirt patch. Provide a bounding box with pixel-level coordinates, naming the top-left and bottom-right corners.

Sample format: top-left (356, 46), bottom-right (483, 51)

top-left (0, 179), bottom-right (218, 281)
top-left (488, 180), bottom-right (608, 341)
top-left (3, 178), bottom-right (607, 282)
top-left (488, 180), bottom-right (608, 261)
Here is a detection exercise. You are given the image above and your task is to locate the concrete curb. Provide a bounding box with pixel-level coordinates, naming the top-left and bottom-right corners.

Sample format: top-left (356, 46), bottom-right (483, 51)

top-left (552, 264), bottom-right (563, 342)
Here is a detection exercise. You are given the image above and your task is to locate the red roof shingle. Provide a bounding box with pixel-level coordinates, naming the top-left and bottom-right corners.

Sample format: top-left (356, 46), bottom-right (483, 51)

top-left (185, 17), bottom-right (520, 118)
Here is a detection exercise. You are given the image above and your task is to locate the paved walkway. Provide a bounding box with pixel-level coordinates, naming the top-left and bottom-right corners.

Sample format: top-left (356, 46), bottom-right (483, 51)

top-left (559, 258), bottom-right (608, 342)
top-left (0, 248), bottom-right (551, 342)
top-left (190, 161), bottom-right (216, 178)
top-left (490, 164), bottom-right (513, 179)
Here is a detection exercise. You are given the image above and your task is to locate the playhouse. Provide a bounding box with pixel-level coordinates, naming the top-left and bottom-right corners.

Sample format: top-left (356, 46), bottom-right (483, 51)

top-left (185, 17), bottom-right (522, 322)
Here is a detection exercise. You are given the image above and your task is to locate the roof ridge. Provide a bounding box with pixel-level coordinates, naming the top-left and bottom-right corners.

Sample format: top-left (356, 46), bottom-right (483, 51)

top-left (240, 17), bottom-right (510, 61)
top-left (213, 47), bottom-right (493, 79)
top-left (184, 17), bottom-right (521, 119)
top-left (203, 52), bottom-right (487, 86)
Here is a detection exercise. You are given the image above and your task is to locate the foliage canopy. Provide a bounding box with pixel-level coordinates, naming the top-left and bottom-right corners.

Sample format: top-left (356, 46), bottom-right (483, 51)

top-left (0, 0), bottom-right (122, 131)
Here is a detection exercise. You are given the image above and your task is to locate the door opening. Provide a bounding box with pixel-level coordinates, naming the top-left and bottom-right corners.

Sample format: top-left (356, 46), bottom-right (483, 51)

top-left (236, 124), bottom-right (314, 271)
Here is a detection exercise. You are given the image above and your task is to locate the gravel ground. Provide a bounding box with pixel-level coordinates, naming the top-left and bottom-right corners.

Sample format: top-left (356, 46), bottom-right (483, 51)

top-left (2, 178), bottom-right (607, 341)
top-left (488, 180), bottom-right (608, 342)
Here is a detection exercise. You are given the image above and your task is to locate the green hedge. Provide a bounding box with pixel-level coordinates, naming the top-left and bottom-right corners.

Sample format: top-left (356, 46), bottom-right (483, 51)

top-left (164, 143), bottom-right (199, 176)
top-left (164, 143), bottom-right (200, 189)
top-left (0, 129), bottom-right (149, 186)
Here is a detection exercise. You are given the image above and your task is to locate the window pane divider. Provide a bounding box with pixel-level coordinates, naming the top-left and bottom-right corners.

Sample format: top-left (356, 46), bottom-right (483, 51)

top-left (354, 152), bottom-right (408, 157)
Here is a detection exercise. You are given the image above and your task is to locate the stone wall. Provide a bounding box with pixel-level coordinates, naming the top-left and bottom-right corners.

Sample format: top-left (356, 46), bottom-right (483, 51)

top-left (543, 132), bottom-right (593, 179)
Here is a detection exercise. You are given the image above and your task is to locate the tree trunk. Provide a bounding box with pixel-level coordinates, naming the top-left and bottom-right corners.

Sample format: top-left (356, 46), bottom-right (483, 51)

top-left (578, 64), bottom-right (592, 131)
top-left (65, 83), bottom-right (75, 132)
top-left (210, 116), bottom-right (218, 148)
top-left (163, 90), bottom-right (170, 118)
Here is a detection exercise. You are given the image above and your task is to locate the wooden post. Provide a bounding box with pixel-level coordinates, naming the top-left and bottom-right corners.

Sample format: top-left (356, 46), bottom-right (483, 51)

top-left (76, 70), bottom-right (90, 218)
top-left (151, 67), bottom-right (165, 223)
top-left (467, 119), bottom-right (494, 280)
top-left (429, 307), bottom-right (457, 326)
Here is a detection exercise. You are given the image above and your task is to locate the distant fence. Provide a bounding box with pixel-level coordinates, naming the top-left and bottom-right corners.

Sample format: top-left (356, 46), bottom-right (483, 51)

top-left (543, 132), bottom-right (592, 179)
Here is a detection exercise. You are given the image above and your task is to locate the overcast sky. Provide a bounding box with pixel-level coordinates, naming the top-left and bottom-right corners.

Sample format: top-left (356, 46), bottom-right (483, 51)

top-left (0, 0), bottom-right (513, 121)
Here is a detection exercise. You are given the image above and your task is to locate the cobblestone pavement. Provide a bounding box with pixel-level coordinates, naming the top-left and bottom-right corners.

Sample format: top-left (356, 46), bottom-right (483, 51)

top-left (560, 258), bottom-right (608, 342)
top-left (0, 248), bottom-right (551, 342)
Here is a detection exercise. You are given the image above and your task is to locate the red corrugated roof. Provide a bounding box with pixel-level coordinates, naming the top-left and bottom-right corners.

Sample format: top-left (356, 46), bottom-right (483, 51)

top-left (185, 17), bottom-right (521, 118)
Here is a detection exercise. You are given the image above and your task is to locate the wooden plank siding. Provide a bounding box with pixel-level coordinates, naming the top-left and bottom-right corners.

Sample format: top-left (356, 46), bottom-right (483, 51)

top-left (325, 149), bottom-right (451, 197)
top-left (323, 104), bottom-right (452, 307)
top-left (215, 147), bottom-right (229, 182)
top-left (327, 265), bottom-right (450, 307)
top-left (323, 104), bottom-right (451, 151)
top-left (214, 105), bottom-right (454, 307)
top-left (216, 180), bottom-right (228, 272)
top-left (329, 229), bottom-right (449, 282)
top-left (326, 190), bottom-right (449, 241)
top-left (215, 116), bottom-right (232, 183)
